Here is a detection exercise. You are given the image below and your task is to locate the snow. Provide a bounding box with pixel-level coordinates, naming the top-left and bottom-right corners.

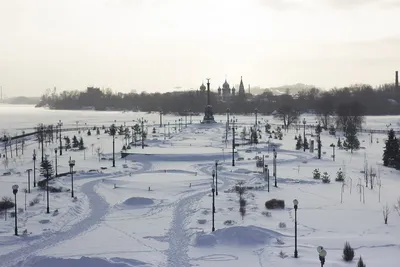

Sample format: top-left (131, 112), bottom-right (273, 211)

top-left (1, 104), bottom-right (400, 267)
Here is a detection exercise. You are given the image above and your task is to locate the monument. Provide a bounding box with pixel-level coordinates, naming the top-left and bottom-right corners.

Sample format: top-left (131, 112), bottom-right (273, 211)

top-left (201, 78), bottom-right (216, 124)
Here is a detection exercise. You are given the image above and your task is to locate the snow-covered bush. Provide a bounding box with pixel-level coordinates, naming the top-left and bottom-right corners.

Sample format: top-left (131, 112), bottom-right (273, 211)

top-left (321, 172), bottom-right (331, 183)
top-left (265, 199), bottom-right (285, 209)
top-left (342, 241), bottom-right (355, 261)
top-left (336, 169), bottom-right (345, 182)
top-left (313, 169), bottom-right (321, 179)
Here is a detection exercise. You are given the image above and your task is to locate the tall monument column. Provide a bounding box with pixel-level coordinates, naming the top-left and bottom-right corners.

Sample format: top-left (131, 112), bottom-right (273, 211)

top-left (202, 78), bottom-right (216, 124)
top-left (396, 71), bottom-right (399, 90)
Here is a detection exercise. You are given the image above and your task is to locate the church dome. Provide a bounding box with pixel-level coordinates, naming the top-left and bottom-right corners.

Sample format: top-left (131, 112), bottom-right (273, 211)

top-left (223, 79), bottom-right (230, 89)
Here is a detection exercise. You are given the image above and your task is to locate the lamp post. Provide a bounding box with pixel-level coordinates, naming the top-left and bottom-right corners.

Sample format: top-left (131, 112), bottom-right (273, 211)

top-left (254, 108), bottom-right (258, 128)
top-left (330, 143), bottom-right (335, 161)
top-left (12, 184), bottom-right (19, 235)
top-left (58, 120), bottom-right (63, 155)
top-left (226, 108), bottom-right (230, 143)
top-left (69, 157), bottom-right (76, 198)
top-left (265, 165), bottom-right (270, 192)
top-left (45, 155), bottom-right (50, 214)
top-left (231, 117), bottom-right (237, 167)
top-left (159, 110), bottom-right (163, 127)
top-left (189, 109), bottom-right (192, 124)
top-left (317, 246), bottom-right (327, 267)
top-left (215, 160), bottom-right (219, 196)
top-left (185, 111), bottom-right (188, 128)
top-left (302, 118), bottom-right (306, 152)
top-left (26, 169), bottom-right (32, 193)
top-left (40, 125), bottom-right (44, 163)
top-left (273, 149), bottom-right (277, 187)
top-left (32, 150), bottom-right (36, 187)
top-left (54, 148), bottom-right (58, 177)
top-left (293, 199), bottom-right (299, 258)
top-left (211, 182), bottom-right (215, 232)
top-left (212, 170), bottom-right (215, 200)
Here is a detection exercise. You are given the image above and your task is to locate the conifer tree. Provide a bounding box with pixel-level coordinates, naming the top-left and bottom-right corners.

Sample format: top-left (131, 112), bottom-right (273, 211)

top-left (383, 129), bottom-right (399, 167)
top-left (337, 137), bottom-right (342, 148)
top-left (72, 135), bottom-right (79, 148)
top-left (343, 123), bottom-right (360, 153)
top-left (357, 257), bottom-right (366, 267)
top-left (40, 157), bottom-right (54, 179)
top-left (79, 137), bottom-right (85, 150)
top-left (296, 135), bottom-right (303, 150)
top-left (304, 138), bottom-right (309, 150)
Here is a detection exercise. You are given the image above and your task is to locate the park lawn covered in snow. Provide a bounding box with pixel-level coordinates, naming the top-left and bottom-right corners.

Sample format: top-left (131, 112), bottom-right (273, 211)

top-left (1, 110), bottom-right (400, 267)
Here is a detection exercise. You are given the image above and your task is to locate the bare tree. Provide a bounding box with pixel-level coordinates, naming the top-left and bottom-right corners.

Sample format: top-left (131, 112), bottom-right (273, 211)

top-left (369, 166), bottom-right (376, 190)
top-left (383, 204), bottom-right (391, 224)
top-left (273, 105), bottom-right (300, 131)
top-left (394, 198), bottom-right (400, 216)
top-left (96, 147), bottom-right (103, 162)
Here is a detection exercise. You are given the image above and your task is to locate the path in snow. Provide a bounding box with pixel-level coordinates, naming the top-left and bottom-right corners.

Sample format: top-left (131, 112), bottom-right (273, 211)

top-left (164, 163), bottom-right (233, 267)
top-left (0, 162), bottom-right (152, 267)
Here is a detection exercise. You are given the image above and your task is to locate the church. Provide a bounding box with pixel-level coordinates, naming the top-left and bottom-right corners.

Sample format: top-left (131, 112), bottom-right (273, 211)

top-left (199, 76), bottom-right (246, 102)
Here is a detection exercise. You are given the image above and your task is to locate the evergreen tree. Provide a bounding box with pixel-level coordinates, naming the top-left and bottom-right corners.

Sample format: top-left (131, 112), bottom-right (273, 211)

top-left (337, 137), bottom-right (342, 148)
top-left (336, 168), bottom-right (345, 182)
top-left (343, 123), bottom-right (360, 153)
top-left (296, 135), bottom-right (303, 150)
top-left (313, 169), bottom-right (321, 179)
top-left (304, 138), bottom-right (309, 149)
top-left (342, 241), bottom-right (355, 261)
top-left (96, 128), bottom-right (100, 135)
top-left (357, 257), bottom-right (366, 267)
top-left (321, 172), bottom-right (330, 183)
top-left (152, 127), bottom-right (156, 134)
top-left (40, 157), bottom-right (54, 179)
top-left (64, 136), bottom-right (71, 149)
top-left (79, 137), bottom-right (85, 150)
top-left (72, 135), bottom-right (79, 148)
top-left (383, 129), bottom-right (399, 167)
top-left (87, 129), bottom-right (91, 136)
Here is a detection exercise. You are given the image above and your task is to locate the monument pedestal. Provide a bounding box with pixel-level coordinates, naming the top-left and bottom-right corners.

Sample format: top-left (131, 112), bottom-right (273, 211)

top-left (202, 105), bottom-right (216, 124)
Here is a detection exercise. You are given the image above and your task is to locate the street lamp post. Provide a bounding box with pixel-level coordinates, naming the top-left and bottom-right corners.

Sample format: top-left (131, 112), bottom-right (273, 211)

top-left (40, 125), bottom-right (44, 163)
top-left (12, 185), bottom-right (19, 235)
top-left (45, 155), bottom-right (50, 214)
top-left (265, 165), bottom-right (270, 192)
top-left (330, 143), bottom-right (335, 161)
top-left (69, 157), bottom-right (76, 198)
top-left (189, 109), bottom-right (192, 124)
top-left (159, 110), bottom-right (163, 127)
top-left (302, 118), bottom-right (306, 152)
top-left (54, 148), bottom-right (58, 177)
top-left (293, 199), bottom-right (299, 258)
top-left (32, 150), bottom-right (36, 187)
top-left (231, 117), bottom-right (237, 167)
top-left (317, 246), bottom-right (327, 267)
top-left (254, 108), bottom-right (258, 128)
top-left (58, 120), bottom-right (63, 155)
top-left (26, 169), bottom-right (32, 193)
top-left (215, 160), bottom-right (219, 196)
top-left (226, 108), bottom-right (230, 143)
top-left (185, 111), bottom-right (188, 128)
top-left (211, 182), bottom-right (215, 232)
top-left (273, 149), bottom-right (277, 187)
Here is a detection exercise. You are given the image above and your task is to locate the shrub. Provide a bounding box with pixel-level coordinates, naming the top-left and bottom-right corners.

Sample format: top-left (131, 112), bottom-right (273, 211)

top-left (321, 172), bottom-right (331, 183)
top-left (357, 257), bottom-right (366, 267)
top-left (0, 196), bottom-right (14, 211)
top-left (342, 241), bottom-right (355, 261)
top-left (265, 199), bottom-right (285, 209)
top-left (224, 220), bottom-right (236, 226)
top-left (197, 219), bottom-right (207, 224)
top-left (262, 211), bottom-right (272, 217)
top-left (336, 169), bottom-right (345, 182)
top-left (313, 169), bottom-right (321, 179)
top-left (278, 222), bottom-right (286, 228)
top-left (29, 197), bottom-right (40, 207)
top-left (279, 251), bottom-right (288, 258)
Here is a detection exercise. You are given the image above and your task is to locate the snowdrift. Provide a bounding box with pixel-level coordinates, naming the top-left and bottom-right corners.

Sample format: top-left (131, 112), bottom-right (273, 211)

top-left (15, 256), bottom-right (148, 267)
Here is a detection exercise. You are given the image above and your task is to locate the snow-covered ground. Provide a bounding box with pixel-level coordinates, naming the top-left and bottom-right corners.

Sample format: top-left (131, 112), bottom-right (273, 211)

top-left (0, 105), bottom-right (400, 267)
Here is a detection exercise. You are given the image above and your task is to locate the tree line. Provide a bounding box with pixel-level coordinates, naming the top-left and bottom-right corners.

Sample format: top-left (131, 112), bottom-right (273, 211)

top-left (36, 83), bottom-right (400, 115)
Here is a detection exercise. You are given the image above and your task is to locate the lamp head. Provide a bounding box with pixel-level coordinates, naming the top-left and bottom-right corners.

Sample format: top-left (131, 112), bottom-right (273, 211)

top-left (303, 118), bottom-right (306, 124)
top-left (317, 246), bottom-right (323, 253)
top-left (319, 249), bottom-right (327, 257)
top-left (12, 184), bottom-right (19, 194)
top-left (293, 199), bottom-right (299, 206)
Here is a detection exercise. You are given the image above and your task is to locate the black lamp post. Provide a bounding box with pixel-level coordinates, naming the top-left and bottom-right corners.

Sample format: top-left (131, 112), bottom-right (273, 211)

top-left (45, 155), bottom-right (50, 214)
top-left (139, 118), bottom-right (147, 149)
top-left (215, 160), bottom-right (219, 196)
top-left (293, 199), bottom-right (299, 258)
top-left (69, 157), bottom-right (76, 198)
top-left (32, 150), bottom-right (36, 187)
top-left (231, 117), bottom-right (237, 167)
top-left (58, 120), bottom-right (63, 155)
top-left (330, 143), bottom-right (335, 161)
top-left (211, 182), bottom-right (215, 232)
top-left (26, 168), bottom-right (32, 193)
top-left (12, 184), bottom-right (19, 236)
top-left (254, 108), bottom-right (258, 128)
top-left (54, 148), bottom-right (58, 177)
top-left (159, 110), bottom-right (163, 127)
top-left (302, 118), bottom-right (306, 152)
top-left (40, 125), bottom-right (44, 163)
top-left (273, 149), bottom-right (277, 187)
top-left (317, 246), bottom-right (327, 267)
top-left (185, 111), bottom-right (188, 128)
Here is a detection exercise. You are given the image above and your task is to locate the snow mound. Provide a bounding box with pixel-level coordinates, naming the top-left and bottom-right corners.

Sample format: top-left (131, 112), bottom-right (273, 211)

top-left (123, 197), bottom-right (154, 206)
top-left (193, 226), bottom-right (282, 247)
top-left (16, 256), bottom-right (148, 267)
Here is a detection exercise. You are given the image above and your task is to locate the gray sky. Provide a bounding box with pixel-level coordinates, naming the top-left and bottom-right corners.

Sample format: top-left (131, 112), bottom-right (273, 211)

top-left (0, 0), bottom-right (399, 97)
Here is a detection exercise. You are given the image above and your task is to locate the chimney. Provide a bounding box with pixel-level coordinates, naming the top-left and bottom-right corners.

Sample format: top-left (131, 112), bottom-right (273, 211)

top-left (396, 71), bottom-right (399, 90)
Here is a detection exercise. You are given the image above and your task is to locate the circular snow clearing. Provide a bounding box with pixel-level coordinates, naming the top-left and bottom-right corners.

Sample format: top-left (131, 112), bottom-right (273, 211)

top-left (123, 197), bottom-right (154, 206)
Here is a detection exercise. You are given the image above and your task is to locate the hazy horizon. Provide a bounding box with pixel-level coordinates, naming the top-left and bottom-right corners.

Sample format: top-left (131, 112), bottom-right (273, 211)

top-left (1, 0), bottom-right (399, 97)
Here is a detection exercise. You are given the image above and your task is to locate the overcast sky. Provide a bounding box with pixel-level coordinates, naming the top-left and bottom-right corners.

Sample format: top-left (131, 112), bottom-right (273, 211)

top-left (0, 0), bottom-right (399, 97)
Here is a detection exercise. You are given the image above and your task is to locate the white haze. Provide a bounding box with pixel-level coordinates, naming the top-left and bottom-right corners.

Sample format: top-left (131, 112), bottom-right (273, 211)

top-left (0, 0), bottom-right (399, 96)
